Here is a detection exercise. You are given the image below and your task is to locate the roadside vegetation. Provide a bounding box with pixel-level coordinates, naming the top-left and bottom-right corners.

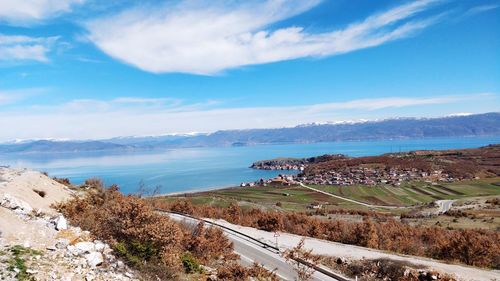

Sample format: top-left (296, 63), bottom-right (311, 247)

top-left (154, 199), bottom-right (500, 269)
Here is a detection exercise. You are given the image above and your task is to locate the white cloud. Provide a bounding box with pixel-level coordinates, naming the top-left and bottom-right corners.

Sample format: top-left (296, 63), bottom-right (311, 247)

top-left (0, 93), bottom-right (495, 141)
top-left (85, 0), bottom-right (443, 75)
top-left (0, 88), bottom-right (45, 105)
top-left (0, 0), bottom-right (85, 25)
top-left (464, 4), bottom-right (499, 17)
top-left (0, 34), bottom-right (58, 62)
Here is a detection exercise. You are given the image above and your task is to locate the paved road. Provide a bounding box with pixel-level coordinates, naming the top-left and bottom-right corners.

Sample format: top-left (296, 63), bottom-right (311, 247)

top-left (168, 213), bottom-right (342, 281)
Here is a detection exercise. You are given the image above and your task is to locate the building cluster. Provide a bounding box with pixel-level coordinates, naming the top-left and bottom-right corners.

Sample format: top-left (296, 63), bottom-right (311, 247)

top-left (252, 163), bottom-right (306, 171)
top-left (240, 174), bottom-right (298, 187)
top-left (298, 167), bottom-right (454, 186)
top-left (241, 167), bottom-right (454, 187)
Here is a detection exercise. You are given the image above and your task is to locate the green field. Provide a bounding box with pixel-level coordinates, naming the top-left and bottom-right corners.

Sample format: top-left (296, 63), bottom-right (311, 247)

top-left (310, 178), bottom-right (500, 207)
top-left (164, 185), bottom-right (372, 212)
top-left (162, 178), bottom-right (500, 214)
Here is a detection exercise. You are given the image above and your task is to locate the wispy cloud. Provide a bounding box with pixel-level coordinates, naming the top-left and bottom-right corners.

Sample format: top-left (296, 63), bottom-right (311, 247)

top-left (464, 4), bottom-right (500, 17)
top-left (85, 0), bottom-right (443, 75)
top-left (0, 88), bottom-right (46, 105)
top-left (0, 0), bottom-right (85, 25)
top-left (113, 97), bottom-right (182, 106)
top-left (0, 34), bottom-right (59, 62)
top-left (0, 93), bottom-right (495, 141)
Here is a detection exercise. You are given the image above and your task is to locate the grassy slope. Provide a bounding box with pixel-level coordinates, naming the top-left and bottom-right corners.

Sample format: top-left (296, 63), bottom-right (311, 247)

top-left (163, 178), bottom-right (500, 215)
top-left (310, 178), bottom-right (500, 207)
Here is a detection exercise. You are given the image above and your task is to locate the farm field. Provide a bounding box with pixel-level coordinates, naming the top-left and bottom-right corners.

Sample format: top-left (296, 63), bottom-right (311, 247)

top-left (160, 178), bottom-right (500, 214)
top-left (162, 185), bottom-right (358, 212)
top-left (309, 178), bottom-right (500, 207)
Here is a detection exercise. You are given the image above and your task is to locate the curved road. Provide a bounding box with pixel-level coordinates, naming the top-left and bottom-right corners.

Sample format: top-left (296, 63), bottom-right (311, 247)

top-left (167, 213), bottom-right (345, 281)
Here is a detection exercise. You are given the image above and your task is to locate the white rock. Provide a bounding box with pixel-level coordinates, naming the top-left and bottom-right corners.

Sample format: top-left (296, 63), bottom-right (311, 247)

top-left (85, 252), bottom-right (104, 267)
top-left (116, 260), bottom-right (125, 269)
top-left (85, 273), bottom-right (95, 281)
top-left (75, 242), bottom-right (95, 254)
top-left (55, 215), bottom-right (68, 230)
top-left (55, 239), bottom-right (70, 249)
top-left (0, 193), bottom-right (33, 214)
top-left (67, 245), bottom-right (82, 256)
top-left (94, 240), bottom-right (105, 252)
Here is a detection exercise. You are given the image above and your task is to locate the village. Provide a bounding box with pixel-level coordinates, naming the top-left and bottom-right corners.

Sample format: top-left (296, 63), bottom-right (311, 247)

top-left (242, 165), bottom-right (455, 187)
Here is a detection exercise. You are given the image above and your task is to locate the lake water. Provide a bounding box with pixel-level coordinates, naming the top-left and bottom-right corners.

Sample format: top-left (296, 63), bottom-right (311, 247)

top-left (1, 136), bottom-right (499, 194)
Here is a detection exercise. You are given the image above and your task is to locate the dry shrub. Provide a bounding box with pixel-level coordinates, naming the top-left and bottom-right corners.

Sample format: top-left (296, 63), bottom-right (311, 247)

top-left (323, 257), bottom-right (458, 281)
top-left (56, 186), bottom-right (184, 278)
top-left (486, 198), bottom-right (500, 206)
top-left (216, 262), bottom-right (278, 281)
top-left (56, 187), bottom-right (248, 279)
top-left (283, 238), bottom-right (321, 281)
top-left (183, 222), bottom-right (237, 264)
top-left (52, 177), bottom-right (71, 186)
top-left (83, 177), bottom-right (104, 189)
top-left (169, 199), bottom-right (195, 215)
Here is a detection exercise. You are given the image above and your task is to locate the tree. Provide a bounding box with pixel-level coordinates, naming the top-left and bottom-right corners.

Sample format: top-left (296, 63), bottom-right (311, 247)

top-left (283, 238), bottom-right (321, 281)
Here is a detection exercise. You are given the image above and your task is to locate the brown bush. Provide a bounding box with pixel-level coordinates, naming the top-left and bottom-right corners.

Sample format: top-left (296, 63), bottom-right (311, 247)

top-left (322, 256), bottom-right (458, 281)
top-left (168, 199), bottom-right (195, 215)
top-left (83, 177), bottom-right (104, 189)
top-left (56, 187), bottom-right (256, 280)
top-left (56, 187), bottom-right (185, 277)
top-left (52, 177), bottom-right (71, 186)
top-left (216, 262), bottom-right (278, 281)
top-left (183, 222), bottom-right (237, 264)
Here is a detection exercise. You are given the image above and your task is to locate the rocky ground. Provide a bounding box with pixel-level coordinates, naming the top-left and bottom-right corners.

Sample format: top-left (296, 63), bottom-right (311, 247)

top-left (0, 167), bottom-right (138, 281)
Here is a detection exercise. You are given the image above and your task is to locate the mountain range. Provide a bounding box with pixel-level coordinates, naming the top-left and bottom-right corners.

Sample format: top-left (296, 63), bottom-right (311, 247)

top-left (1, 112), bottom-right (499, 153)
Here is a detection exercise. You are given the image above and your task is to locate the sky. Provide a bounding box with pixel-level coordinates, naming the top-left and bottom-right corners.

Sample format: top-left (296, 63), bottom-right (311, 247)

top-left (0, 0), bottom-right (499, 141)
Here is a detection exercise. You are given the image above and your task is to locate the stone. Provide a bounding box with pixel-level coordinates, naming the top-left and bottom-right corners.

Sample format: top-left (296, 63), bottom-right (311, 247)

top-left (116, 260), bottom-right (125, 269)
top-left (67, 245), bottom-right (82, 256)
top-left (55, 215), bottom-right (68, 230)
top-left (85, 252), bottom-right (104, 267)
top-left (75, 242), bottom-right (95, 254)
top-left (56, 239), bottom-right (70, 249)
top-left (94, 240), bottom-right (105, 252)
top-left (0, 194), bottom-right (33, 215)
top-left (85, 273), bottom-right (95, 281)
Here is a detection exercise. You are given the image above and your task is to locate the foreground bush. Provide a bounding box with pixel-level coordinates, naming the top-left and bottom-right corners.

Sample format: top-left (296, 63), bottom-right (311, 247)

top-left (57, 185), bottom-right (269, 280)
top-left (57, 185), bottom-right (184, 278)
top-left (216, 262), bottom-right (279, 281)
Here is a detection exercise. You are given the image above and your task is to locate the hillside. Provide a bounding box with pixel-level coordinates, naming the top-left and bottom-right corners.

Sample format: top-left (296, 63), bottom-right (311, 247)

top-left (302, 144), bottom-right (500, 180)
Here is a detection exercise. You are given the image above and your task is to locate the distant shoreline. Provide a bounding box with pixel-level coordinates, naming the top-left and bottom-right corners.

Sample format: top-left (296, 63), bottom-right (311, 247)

top-left (151, 184), bottom-right (240, 197)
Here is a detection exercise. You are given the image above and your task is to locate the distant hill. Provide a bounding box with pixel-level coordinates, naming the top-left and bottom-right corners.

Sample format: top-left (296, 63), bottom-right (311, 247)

top-left (0, 112), bottom-right (499, 153)
top-left (0, 140), bottom-right (129, 153)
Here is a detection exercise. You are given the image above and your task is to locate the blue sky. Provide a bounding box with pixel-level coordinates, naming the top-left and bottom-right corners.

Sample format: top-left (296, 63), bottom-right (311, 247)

top-left (0, 0), bottom-right (499, 141)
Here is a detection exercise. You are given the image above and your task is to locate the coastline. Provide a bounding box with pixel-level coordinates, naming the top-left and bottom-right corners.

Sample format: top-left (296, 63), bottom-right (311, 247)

top-left (151, 184), bottom-right (239, 197)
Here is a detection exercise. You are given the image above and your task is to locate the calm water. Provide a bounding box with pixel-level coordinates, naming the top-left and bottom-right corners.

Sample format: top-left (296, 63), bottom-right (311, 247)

top-left (1, 136), bottom-right (499, 194)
